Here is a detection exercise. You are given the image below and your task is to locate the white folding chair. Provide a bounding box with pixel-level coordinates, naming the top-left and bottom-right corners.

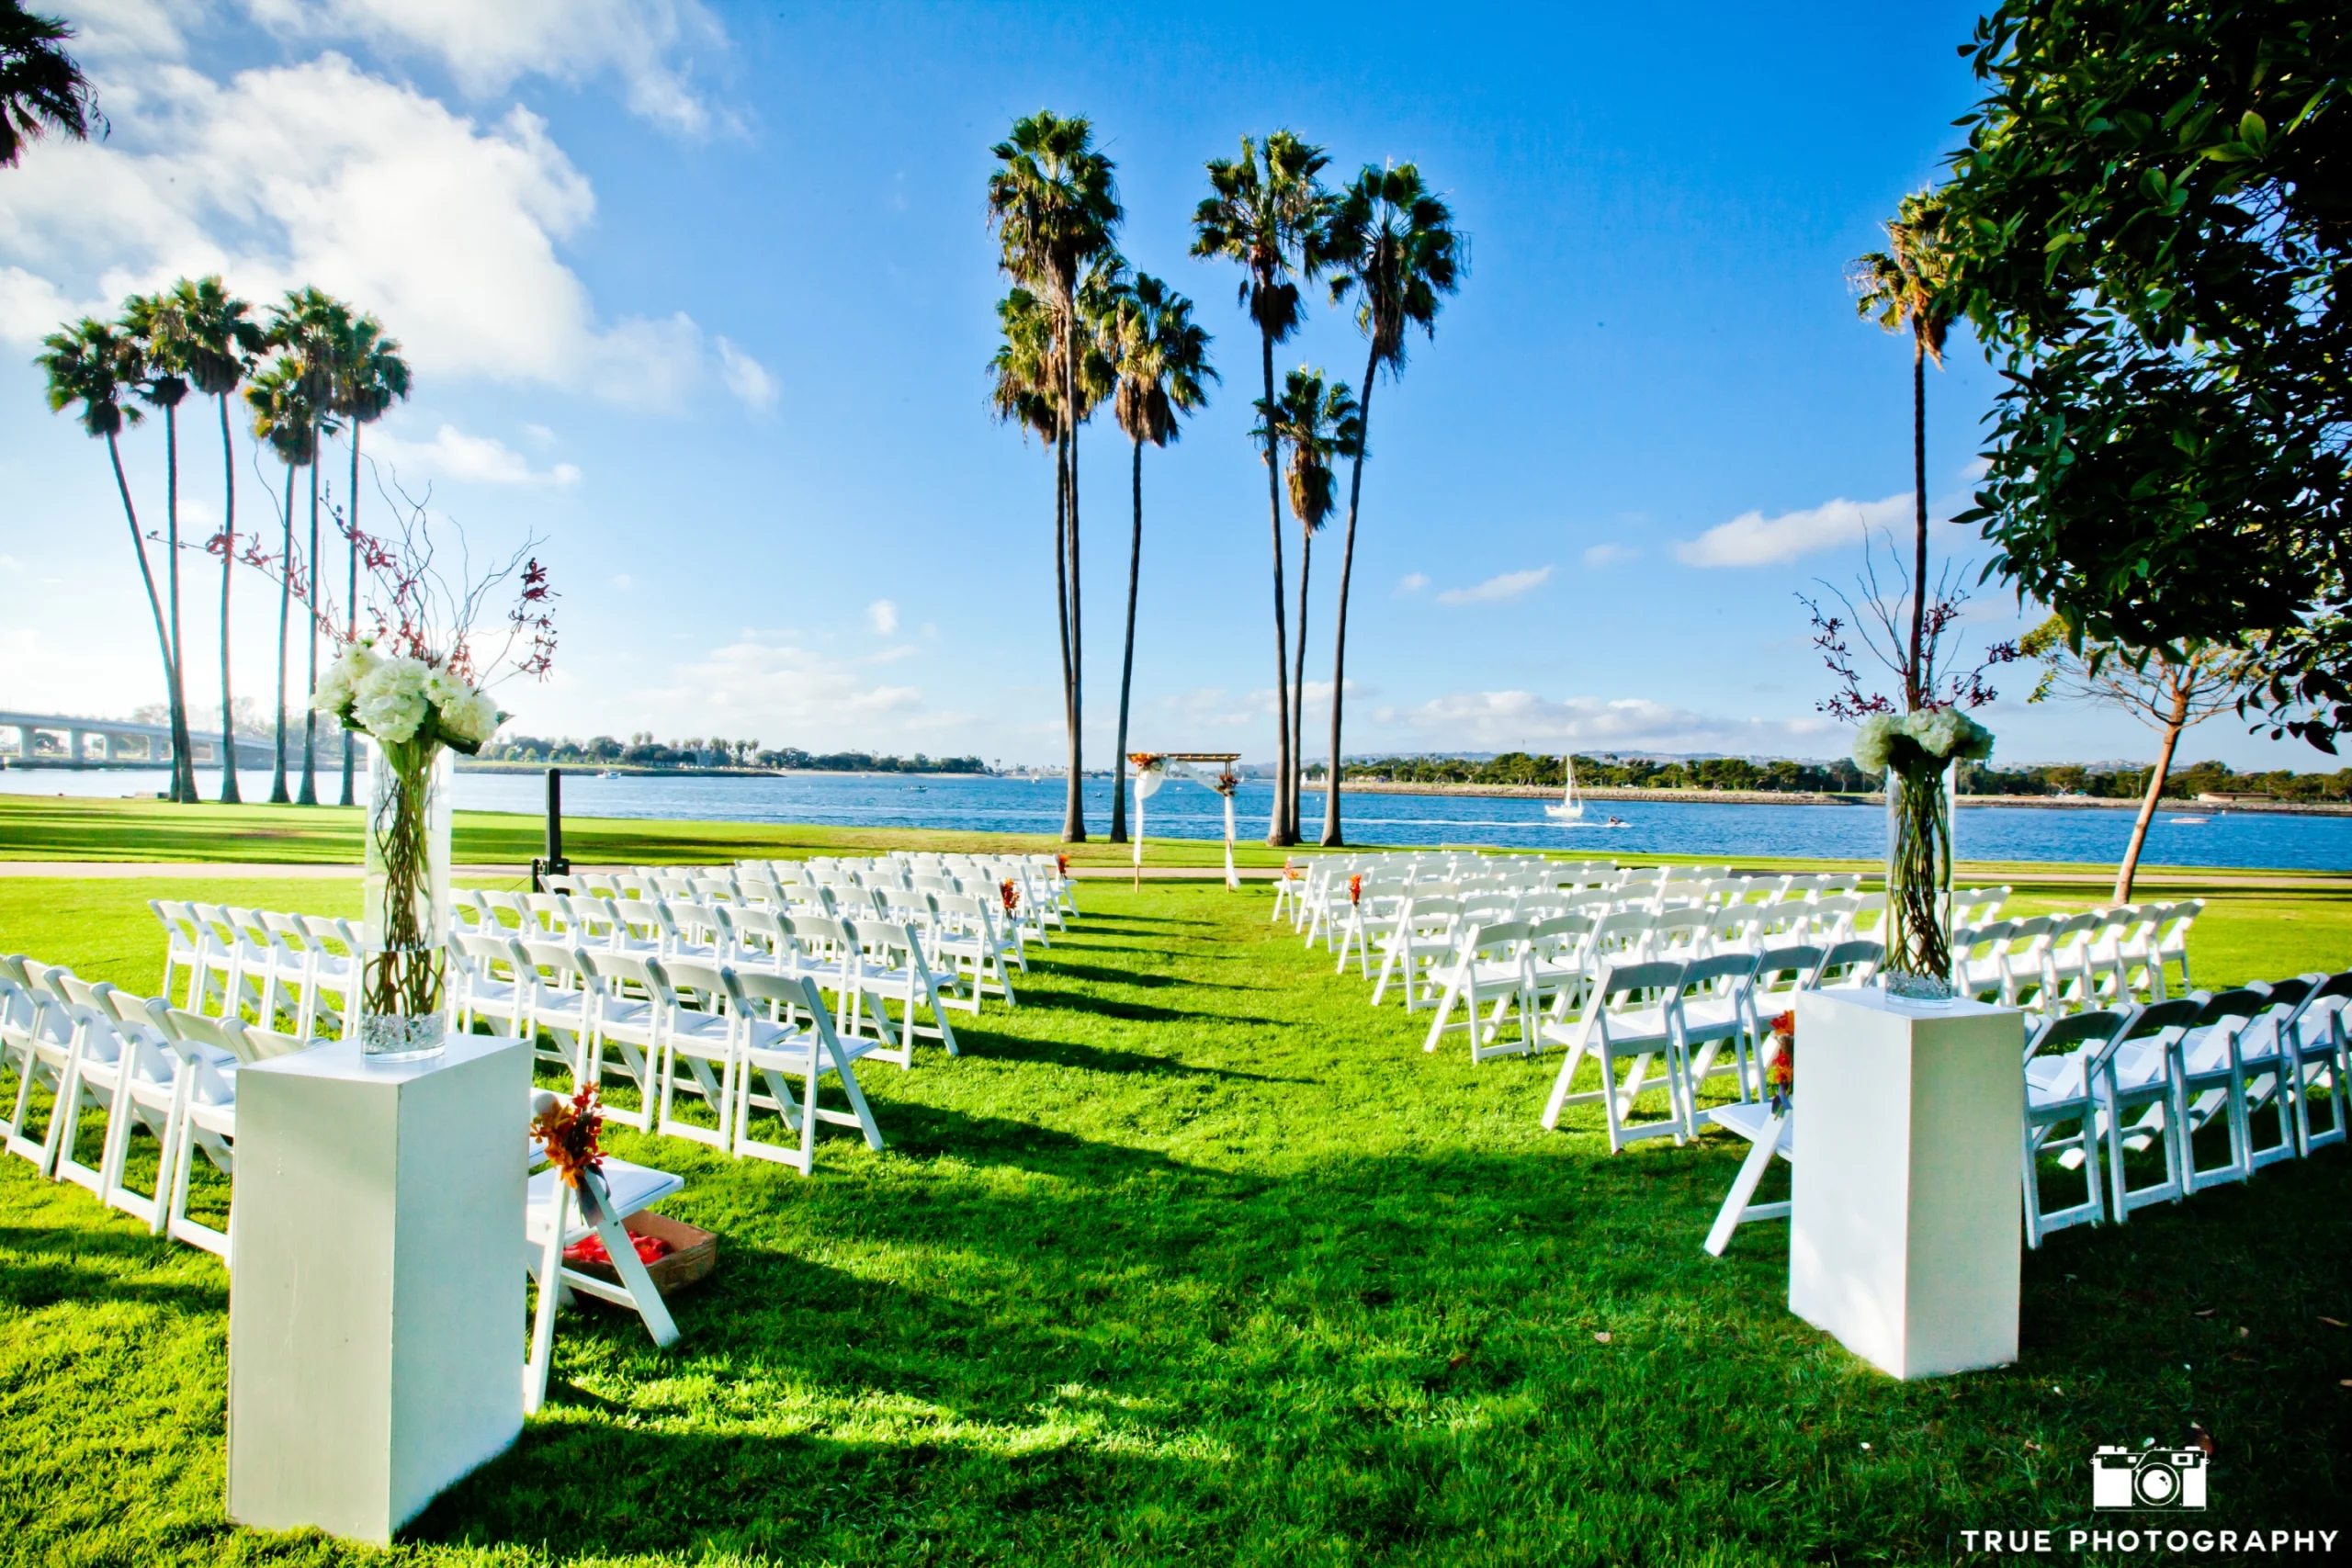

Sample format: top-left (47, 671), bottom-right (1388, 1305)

top-left (523, 1119), bottom-right (684, 1414)
top-left (1421, 919), bottom-right (1536, 1062)
top-left (1701, 1100), bottom-right (1792, 1256)
top-left (1540, 960), bottom-right (1692, 1152)
top-left (718, 968), bottom-right (886, 1173)
top-left (2020, 1009), bottom-right (2125, 1247)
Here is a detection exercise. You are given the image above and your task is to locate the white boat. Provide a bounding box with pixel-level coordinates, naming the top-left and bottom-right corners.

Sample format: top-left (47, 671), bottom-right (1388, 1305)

top-left (1543, 753), bottom-right (1588, 822)
top-left (2168, 816), bottom-right (2212, 825)
top-left (595, 769), bottom-right (619, 779)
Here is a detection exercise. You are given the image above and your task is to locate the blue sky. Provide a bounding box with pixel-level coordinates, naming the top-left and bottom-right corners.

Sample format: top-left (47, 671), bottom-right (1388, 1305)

top-left (0, 0), bottom-right (2315, 771)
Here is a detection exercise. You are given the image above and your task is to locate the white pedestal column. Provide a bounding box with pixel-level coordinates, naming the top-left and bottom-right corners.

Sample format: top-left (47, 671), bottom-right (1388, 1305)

top-left (1788, 989), bottom-right (2023, 1380)
top-left (227, 1033), bottom-right (529, 1542)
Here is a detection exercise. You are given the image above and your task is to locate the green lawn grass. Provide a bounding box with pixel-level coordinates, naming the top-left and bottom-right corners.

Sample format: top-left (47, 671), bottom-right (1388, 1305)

top-left (1, 875), bottom-right (2347, 1565)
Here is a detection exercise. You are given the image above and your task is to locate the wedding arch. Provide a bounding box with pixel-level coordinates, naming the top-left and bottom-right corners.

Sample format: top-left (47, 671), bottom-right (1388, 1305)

top-left (1127, 752), bottom-right (1243, 889)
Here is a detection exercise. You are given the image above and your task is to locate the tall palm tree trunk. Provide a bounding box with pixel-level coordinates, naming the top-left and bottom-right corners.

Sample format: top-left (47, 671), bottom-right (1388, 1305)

top-left (163, 402), bottom-right (197, 803)
top-left (1260, 328), bottom-right (1293, 845)
top-left (1907, 337), bottom-right (1927, 707)
top-left (105, 431), bottom-right (179, 787)
top-left (270, 460), bottom-right (292, 804)
top-left (2116, 694), bottom-right (2188, 902)
top-left (1052, 430), bottom-right (1081, 840)
top-left (215, 395), bottom-right (241, 803)
top-left (1111, 434), bottom-right (1143, 842)
top-left (1060, 329), bottom-right (1086, 841)
top-left (341, 429), bottom-right (360, 807)
top-left (1322, 350), bottom-right (1378, 845)
top-left (297, 461), bottom-right (322, 805)
top-left (1290, 524), bottom-right (1313, 836)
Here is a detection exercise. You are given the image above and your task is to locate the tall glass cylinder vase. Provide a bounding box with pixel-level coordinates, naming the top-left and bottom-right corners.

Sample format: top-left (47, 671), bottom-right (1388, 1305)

top-left (360, 739), bottom-right (452, 1057)
top-left (1883, 760), bottom-right (1956, 999)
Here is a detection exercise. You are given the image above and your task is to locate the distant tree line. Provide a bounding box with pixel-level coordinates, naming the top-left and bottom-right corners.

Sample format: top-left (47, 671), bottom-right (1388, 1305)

top-left (482, 734), bottom-right (987, 775)
top-left (1331, 751), bottom-right (2352, 802)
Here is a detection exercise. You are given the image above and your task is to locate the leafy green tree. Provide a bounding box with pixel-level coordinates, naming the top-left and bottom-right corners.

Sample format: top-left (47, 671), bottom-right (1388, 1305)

top-left (1099, 272), bottom-right (1216, 841)
top-left (244, 354), bottom-right (330, 805)
top-left (987, 111), bottom-right (1122, 842)
top-left (1254, 367), bottom-right (1361, 828)
top-left (1849, 190), bottom-right (1954, 710)
top-left (329, 311), bottom-right (411, 805)
top-left (1193, 130), bottom-right (1338, 845)
top-left (1317, 162), bottom-right (1464, 844)
top-left (2021, 615), bottom-right (2250, 898)
top-left (37, 318), bottom-right (181, 789)
top-left (119, 291), bottom-right (200, 803)
top-left (0, 0), bottom-right (96, 167)
top-left (1938, 0), bottom-right (2350, 747)
top-left (170, 276), bottom-right (263, 803)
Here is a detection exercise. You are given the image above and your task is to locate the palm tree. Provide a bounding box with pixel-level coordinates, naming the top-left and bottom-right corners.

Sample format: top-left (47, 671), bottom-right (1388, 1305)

top-left (1850, 190), bottom-right (1953, 710)
top-left (329, 312), bottom-right (411, 805)
top-left (1318, 163), bottom-right (1464, 844)
top-left (987, 110), bottom-right (1121, 843)
top-left (1191, 130), bottom-right (1336, 844)
top-left (120, 290), bottom-right (200, 803)
top-left (0, 0), bottom-right (98, 168)
top-left (38, 319), bottom-right (181, 785)
top-left (244, 354), bottom-right (326, 806)
top-left (267, 288), bottom-right (349, 807)
top-left (1255, 367), bottom-right (1362, 824)
top-left (1099, 273), bottom-right (1216, 842)
top-left (170, 276), bottom-right (262, 804)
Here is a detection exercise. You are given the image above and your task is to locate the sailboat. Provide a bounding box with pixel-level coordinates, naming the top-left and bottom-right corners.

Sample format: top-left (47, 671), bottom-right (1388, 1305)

top-left (1544, 753), bottom-right (1588, 822)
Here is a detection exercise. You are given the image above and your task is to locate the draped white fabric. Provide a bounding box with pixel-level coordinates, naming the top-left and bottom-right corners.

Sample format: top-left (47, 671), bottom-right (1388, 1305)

top-left (1132, 760), bottom-right (1238, 888)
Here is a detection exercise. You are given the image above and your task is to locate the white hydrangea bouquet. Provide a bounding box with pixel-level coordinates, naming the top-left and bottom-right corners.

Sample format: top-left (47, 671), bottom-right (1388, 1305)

top-left (301, 510), bottom-right (556, 1056)
top-left (1851, 707), bottom-right (1996, 998)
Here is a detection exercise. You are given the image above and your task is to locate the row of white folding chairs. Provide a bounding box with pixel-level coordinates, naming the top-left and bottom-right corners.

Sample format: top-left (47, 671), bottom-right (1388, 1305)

top-left (1705, 965), bottom-right (2352, 1258)
top-left (1413, 900), bottom-right (1886, 1059)
top-left (1, 953), bottom-right (311, 1258)
top-left (445, 933), bottom-right (892, 1175)
top-left (149, 899), bottom-right (363, 1039)
top-left (1281, 852), bottom-right (1575, 934)
top-left (1354, 887), bottom-right (1891, 1016)
top-left (458, 886), bottom-right (1023, 1016)
top-left (2015, 971), bottom-right (2351, 1244)
top-left (1, 952), bottom-right (695, 1381)
top-left (1532, 945), bottom-right (1885, 1154)
top-left (1952, 900), bottom-right (2202, 1012)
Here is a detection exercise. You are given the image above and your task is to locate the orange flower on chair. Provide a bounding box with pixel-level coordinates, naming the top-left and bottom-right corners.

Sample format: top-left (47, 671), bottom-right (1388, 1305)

top-left (1001, 878), bottom-right (1020, 914)
top-left (531, 1085), bottom-right (605, 1190)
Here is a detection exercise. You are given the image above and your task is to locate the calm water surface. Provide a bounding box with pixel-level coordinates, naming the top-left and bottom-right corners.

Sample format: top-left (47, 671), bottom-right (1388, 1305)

top-left (9, 766), bottom-right (2348, 871)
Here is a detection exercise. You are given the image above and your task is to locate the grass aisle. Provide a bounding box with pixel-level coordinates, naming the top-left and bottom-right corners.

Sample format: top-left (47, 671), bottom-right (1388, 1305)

top-left (0, 881), bottom-right (2346, 1564)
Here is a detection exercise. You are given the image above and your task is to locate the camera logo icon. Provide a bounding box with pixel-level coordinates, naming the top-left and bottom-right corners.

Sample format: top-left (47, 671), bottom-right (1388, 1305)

top-left (2091, 1445), bottom-right (2208, 1511)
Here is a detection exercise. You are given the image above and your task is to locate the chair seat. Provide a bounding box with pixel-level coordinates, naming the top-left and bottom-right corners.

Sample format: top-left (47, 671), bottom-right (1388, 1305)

top-left (526, 1159), bottom-right (684, 1239)
top-left (1705, 1101), bottom-right (1793, 1156)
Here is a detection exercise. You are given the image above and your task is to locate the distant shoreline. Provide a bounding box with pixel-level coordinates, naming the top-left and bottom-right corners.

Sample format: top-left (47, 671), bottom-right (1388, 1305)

top-left (1326, 780), bottom-right (2352, 817)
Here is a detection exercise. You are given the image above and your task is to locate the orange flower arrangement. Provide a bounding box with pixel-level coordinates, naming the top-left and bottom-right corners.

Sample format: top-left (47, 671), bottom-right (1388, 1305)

top-left (1001, 878), bottom-right (1020, 914)
top-left (1763, 1010), bottom-right (1795, 1108)
top-left (531, 1085), bottom-right (605, 1190)
top-left (1348, 873), bottom-right (1364, 905)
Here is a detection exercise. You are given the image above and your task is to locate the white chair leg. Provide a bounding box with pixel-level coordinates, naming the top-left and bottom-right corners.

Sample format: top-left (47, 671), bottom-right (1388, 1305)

top-left (1703, 1113), bottom-right (1786, 1257)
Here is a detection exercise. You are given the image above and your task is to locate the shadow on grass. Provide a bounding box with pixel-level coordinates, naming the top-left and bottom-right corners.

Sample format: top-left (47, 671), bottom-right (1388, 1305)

top-left (401, 1143), bottom-right (2352, 1563)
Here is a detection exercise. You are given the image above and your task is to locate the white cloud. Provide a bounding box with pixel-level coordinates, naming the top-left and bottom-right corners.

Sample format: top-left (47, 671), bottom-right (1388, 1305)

top-left (636, 632), bottom-right (962, 744)
top-left (1367, 690), bottom-right (1839, 753)
top-left (0, 53), bottom-right (727, 406)
top-left (611, 573), bottom-right (633, 590)
top-left (1582, 543), bottom-right (1637, 568)
top-left (1675, 492), bottom-right (1908, 568)
top-left (715, 336), bottom-right (779, 411)
top-left (1396, 572), bottom-right (1429, 594)
top-left (866, 599), bottom-right (899, 635)
top-left (67, 0), bottom-right (195, 62)
top-left (367, 423), bottom-right (580, 486)
top-left (1436, 565), bottom-right (1553, 605)
top-left (0, 554), bottom-right (21, 572)
top-left (243, 0), bottom-right (728, 133)
top-left (0, 265), bottom-right (93, 344)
